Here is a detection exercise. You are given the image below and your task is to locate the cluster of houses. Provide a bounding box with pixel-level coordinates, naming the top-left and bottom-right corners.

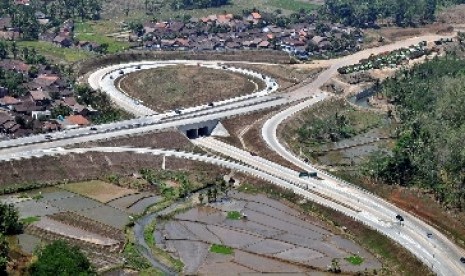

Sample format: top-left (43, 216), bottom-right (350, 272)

top-left (0, 59), bottom-right (96, 138)
top-left (136, 12), bottom-right (363, 59)
top-left (0, 12), bottom-right (102, 52)
top-left (40, 19), bottom-right (101, 52)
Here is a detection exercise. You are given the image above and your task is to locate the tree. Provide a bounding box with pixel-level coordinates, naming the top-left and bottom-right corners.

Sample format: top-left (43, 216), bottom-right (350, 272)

top-left (29, 240), bottom-right (95, 276)
top-left (97, 43), bottom-right (108, 54)
top-left (206, 189), bottom-right (212, 203)
top-left (0, 203), bottom-right (22, 235)
top-left (28, 65), bottom-right (39, 78)
top-left (0, 235), bottom-right (8, 274)
top-left (0, 41), bottom-right (7, 59)
top-left (212, 187), bottom-right (218, 202)
top-left (51, 104), bottom-right (72, 118)
top-left (11, 41), bottom-right (18, 59)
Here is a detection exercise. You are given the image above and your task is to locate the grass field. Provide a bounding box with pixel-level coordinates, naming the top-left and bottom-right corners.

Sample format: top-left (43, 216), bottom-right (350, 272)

top-left (15, 41), bottom-right (93, 63)
top-left (20, 216), bottom-right (40, 225)
top-left (75, 22), bottom-right (131, 54)
top-left (101, 0), bottom-right (321, 21)
top-left (226, 210), bottom-right (242, 220)
top-left (210, 244), bottom-right (234, 254)
top-left (62, 180), bottom-right (137, 203)
top-left (267, 0), bottom-right (318, 12)
top-left (118, 65), bottom-right (258, 112)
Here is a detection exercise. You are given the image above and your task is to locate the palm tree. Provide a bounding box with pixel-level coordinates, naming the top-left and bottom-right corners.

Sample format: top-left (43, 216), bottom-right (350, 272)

top-left (206, 189), bottom-right (212, 203)
top-left (212, 187), bottom-right (218, 202)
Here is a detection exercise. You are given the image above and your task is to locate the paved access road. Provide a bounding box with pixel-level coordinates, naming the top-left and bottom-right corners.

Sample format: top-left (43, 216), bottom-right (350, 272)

top-left (261, 35), bottom-right (465, 276)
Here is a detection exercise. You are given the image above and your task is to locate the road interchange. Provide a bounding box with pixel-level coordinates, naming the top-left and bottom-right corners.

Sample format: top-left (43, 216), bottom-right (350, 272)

top-left (0, 34), bottom-right (464, 275)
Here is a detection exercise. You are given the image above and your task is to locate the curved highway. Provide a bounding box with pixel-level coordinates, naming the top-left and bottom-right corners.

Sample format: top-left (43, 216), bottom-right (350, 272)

top-left (0, 34), bottom-right (462, 275)
top-left (260, 35), bottom-right (465, 276)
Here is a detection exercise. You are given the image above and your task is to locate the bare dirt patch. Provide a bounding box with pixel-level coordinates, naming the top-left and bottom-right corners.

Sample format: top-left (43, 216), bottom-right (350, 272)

top-left (437, 4), bottom-right (465, 25)
top-left (62, 180), bottom-right (137, 203)
top-left (363, 24), bottom-right (453, 47)
top-left (81, 130), bottom-right (198, 152)
top-left (230, 63), bottom-right (324, 91)
top-left (218, 106), bottom-right (302, 171)
top-left (118, 65), bottom-right (260, 112)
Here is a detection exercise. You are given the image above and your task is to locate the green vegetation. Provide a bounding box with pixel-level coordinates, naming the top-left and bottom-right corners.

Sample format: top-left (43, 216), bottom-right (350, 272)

top-left (15, 41), bottom-right (93, 63)
top-left (171, 0), bottom-right (229, 10)
top-left (75, 22), bottom-right (130, 54)
top-left (144, 221), bottom-right (156, 246)
top-left (338, 42), bottom-right (430, 74)
top-left (289, 99), bottom-right (383, 146)
top-left (139, 268), bottom-right (164, 276)
top-left (20, 216), bottom-right (40, 225)
top-left (238, 182), bottom-right (261, 194)
top-left (0, 203), bottom-right (23, 235)
top-left (345, 254), bottom-right (364, 265)
top-left (363, 55), bottom-right (465, 210)
top-left (210, 244), bottom-right (234, 254)
top-left (0, 0), bottom-right (101, 40)
top-left (268, 0), bottom-right (317, 12)
top-left (226, 211), bottom-right (242, 220)
top-left (74, 84), bottom-right (132, 124)
top-left (123, 242), bottom-right (152, 271)
top-left (323, 0), bottom-right (441, 27)
top-left (29, 240), bottom-right (95, 275)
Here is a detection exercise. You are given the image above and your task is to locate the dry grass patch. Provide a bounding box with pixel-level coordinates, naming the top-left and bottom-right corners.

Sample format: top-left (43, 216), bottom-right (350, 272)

top-left (230, 63), bottom-right (323, 90)
top-left (62, 180), bottom-right (137, 203)
top-left (118, 65), bottom-right (260, 112)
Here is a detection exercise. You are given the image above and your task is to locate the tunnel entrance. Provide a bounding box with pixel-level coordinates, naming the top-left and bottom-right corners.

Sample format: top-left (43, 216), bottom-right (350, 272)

top-left (186, 129), bottom-right (199, 139)
top-left (179, 120), bottom-right (219, 140)
top-left (198, 126), bottom-right (209, 137)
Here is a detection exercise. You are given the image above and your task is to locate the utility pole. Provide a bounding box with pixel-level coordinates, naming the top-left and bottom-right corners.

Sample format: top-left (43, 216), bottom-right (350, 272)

top-left (162, 154), bottom-right (166, 170)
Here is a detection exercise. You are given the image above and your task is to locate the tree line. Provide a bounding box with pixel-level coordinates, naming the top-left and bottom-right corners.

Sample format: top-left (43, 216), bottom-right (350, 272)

top-left (363, 54), bottom-right (465, 211)
top-left (323, 0), bottom-right (464, 27)
top-left (0, 0), bottom-right (101, 40)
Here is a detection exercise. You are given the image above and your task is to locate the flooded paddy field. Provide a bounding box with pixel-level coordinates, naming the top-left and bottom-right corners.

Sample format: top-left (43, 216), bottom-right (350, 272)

top-left (155, 192), bottom-right (382, 274)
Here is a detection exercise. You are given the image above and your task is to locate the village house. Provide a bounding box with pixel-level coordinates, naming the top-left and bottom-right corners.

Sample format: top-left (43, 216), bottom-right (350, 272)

top-left (33, 74), bottom-right (60, 88)
top-left (61, 114), bottom-right (90, 129)
top-left (29, 90), bottom-right (51, 106)
top-left (31, 110), bottom-right (51, 120)
top-left (0, 112), bottom-right (20, 134)
top-left (0, 96), bottom-right (20, 109)
top-left (0, 60), bottom-right (30, 75)
top-left (14, 100), bottom-right (45, 115)
top-left (53, 34), bottom-right (73, 47)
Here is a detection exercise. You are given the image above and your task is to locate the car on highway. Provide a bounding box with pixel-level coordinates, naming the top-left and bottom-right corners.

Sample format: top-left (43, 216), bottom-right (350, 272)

top-left (90, 127), bottom-right (97, 131)
top-left (427, 233), bottom-right (433, 239)
top-left (174, 109), bottom-right (182, 115)
top-left (461, 257), bottom-right (465, 264)
top-left (119, 70), bottom-right (124, 74)
top-left (135, 65), bottom-right (141, 69)
top-left (207, 102), bottom-right (214, 107)
top-left (45, 134), bottom-right (52, 139)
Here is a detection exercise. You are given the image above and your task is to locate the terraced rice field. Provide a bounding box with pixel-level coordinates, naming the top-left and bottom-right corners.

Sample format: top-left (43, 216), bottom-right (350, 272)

top-left (155, 192), bottom-right (382, 274)
top-left (0, 183), bottom-right (161, 270)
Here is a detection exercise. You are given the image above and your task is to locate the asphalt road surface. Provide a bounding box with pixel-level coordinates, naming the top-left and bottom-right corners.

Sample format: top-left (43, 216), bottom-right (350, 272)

top-left (0, 34), bottom-right (463, 275)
